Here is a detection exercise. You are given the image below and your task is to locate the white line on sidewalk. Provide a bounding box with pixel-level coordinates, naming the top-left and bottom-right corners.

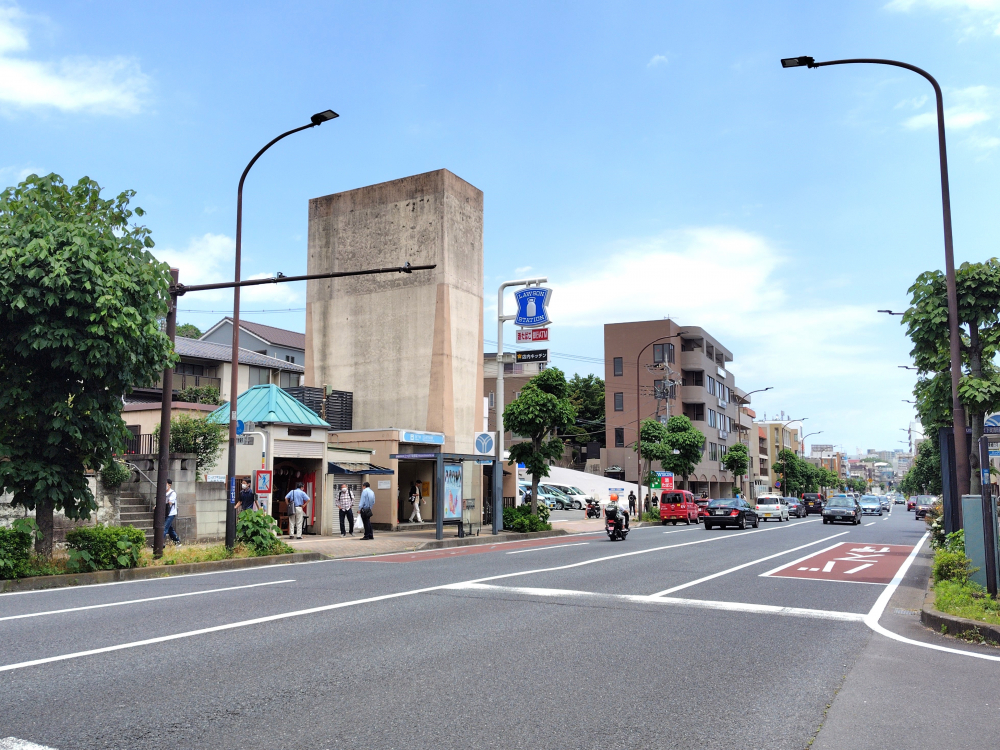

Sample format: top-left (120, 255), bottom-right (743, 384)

top-left (864, 532), bottom-right (1000, 663)
top-left (648, 533), bottom-right (850, 597)
top-left (0, 580), bottom-right (294, 622)
top-left (446, 582), bottom-right (864, 622)
top-left (506, 543), bottom-right (590, 555)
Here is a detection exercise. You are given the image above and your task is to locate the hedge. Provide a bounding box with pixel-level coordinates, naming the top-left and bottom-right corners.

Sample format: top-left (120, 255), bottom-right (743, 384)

top-left (0, 525), bottom-right (33, 579)
top-left (65, 524), bottom-right (146, 571)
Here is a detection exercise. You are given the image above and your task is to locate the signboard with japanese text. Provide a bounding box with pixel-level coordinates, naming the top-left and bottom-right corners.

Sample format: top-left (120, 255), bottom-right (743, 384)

top-left (515, 349), bottom-right (548, 363)
top-left (517, 328), bottom-right (549, 343)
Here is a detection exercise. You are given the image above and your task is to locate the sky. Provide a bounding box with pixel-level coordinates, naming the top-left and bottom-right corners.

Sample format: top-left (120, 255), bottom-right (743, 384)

top-left (3, 0), bottom-right (1000, 454)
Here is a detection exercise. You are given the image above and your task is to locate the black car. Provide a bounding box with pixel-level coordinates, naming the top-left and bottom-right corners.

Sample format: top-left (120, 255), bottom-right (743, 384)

top-left (914, 496), bottom-right (937, 520)
top-left (784, 497), bottom-right (807, 518)
top-left (822, 496), bottom-right (862, 525)
top-left (802, 493), bottom-right (825, 515)
top-left (704, 498), bottom-right (759, 530)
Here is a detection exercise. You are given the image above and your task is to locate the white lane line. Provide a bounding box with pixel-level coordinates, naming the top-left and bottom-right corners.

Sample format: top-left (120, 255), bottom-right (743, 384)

top-left (648, 533), bottom-right (850, 597)
top-left (865, 522), bottom-right (876, 527)
top-left (0, 739), bottom-right (60, 749)
top-left (844, 563), bottom-right (874, 575)
top-left (446, 582), bottom-right (865, 623)
top-left (822, 561), bottom-right (836, 573)
top-left (761, 542), bottom-right (845, 577)
top-left (864, 532), bottom-right (1000, 663)
top-left (0, 580), bottom-right (294, 623)
top-left (506, 543), bottom-right (590, 555)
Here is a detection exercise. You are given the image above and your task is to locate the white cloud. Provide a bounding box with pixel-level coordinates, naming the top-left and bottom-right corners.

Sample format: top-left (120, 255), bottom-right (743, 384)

top-left (514, 265), bottom-right (533, 275)
top-left (647, 54), bottom-right (668, 68)
top-left (155, 234), bottom-right (302, 304)
top-left (901, 86), bottom-right (1000, 148)
top-left (539, 227), bottom-right (908, 448)
top-left (885, 0), bottom-right (1000, 35)
top-left (0, 5), bottom-right (149, 114)
top-left (0, 163), bottom-right (42, 184)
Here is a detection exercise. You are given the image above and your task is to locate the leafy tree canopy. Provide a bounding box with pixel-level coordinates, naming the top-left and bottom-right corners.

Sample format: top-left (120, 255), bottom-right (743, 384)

top-left (722, 442), bottom-right (749, 478)
top-left (156, 414), bottom-right (226, 473)
top-left (504, 367), bottom-right (576, 514)
top-left (658, 415), bottom-right (705, 483)
top-left (565, 373), bottom-right (605, 448)
top-left (176, 323), bottom-right (202, 339)
top-left (0, 174), bottom-right (174, 553)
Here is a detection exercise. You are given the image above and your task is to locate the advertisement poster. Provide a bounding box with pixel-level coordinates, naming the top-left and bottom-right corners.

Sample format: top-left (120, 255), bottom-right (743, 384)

top-left (444, 464), bottom-right (463, 520)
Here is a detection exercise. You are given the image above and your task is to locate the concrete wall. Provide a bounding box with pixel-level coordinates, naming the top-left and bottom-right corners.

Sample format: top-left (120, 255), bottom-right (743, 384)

top-left (306, 169), bottom-right (484, 455)
top-left (127, 453), bottom-right (198, 541)
top-left (0, 474), bottom-right (119, 541)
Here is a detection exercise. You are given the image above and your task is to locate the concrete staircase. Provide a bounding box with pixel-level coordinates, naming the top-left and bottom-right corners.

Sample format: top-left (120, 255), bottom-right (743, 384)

top-left (119, 491), bottom-right (154, 544)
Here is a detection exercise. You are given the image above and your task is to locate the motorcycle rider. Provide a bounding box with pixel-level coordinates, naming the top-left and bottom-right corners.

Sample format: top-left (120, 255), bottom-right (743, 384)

top-left (606, 493), bottom-right (630, 531)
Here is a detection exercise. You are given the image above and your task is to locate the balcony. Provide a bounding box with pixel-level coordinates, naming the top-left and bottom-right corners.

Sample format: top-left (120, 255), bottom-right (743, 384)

top-left (150, 374), bottom-right (223, 392)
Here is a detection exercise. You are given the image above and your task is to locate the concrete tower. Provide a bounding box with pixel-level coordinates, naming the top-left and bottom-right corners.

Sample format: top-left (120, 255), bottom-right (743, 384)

top-left (305, 169), bottom-right (484, 454)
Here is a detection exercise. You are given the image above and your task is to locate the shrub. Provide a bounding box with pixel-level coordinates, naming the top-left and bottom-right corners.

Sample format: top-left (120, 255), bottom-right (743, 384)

top-left (156, 414), bottom-right (226, 471)
top-left (100, 459), bottom-right (131, 490)
top-left (641, 509), bottom-right (660, 523)
top-left (932, 548), bottom-right (977, 585)
top-left (176, 385), bottom-right (221, 405)
top-left (0, 518), bottom-right (37, 579)
top-left (935, 579), bottom-right (1000, 627)
top-left (65, 524), bottom-right (146, 572)
top-left (236, 509), bottom-right (289, 556)
top-left (502, 504), bottom-right (552, 533)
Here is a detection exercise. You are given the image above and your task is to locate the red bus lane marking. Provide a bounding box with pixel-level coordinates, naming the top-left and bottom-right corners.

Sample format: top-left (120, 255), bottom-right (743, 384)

top-left (761, 543), bottom-right (917, 585)
top-left (346, 534), bottom-right (604, 563)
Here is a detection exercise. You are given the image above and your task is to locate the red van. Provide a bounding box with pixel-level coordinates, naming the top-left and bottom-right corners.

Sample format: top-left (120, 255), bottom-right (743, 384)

top-left (659, 489), bottom-right (699, 525)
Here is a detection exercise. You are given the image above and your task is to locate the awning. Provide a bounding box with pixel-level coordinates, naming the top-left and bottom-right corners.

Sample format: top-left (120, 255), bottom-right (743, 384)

top-left (327, 461), bottom-right (394, 476)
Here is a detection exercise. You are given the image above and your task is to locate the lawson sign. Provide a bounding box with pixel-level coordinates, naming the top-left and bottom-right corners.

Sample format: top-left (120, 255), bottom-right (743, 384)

top-left (513, 287), bottom-right (552, 328)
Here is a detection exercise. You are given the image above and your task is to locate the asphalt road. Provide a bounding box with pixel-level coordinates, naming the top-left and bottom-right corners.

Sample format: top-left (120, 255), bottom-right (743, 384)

top-left (1, 507), bottom-right (998, 749)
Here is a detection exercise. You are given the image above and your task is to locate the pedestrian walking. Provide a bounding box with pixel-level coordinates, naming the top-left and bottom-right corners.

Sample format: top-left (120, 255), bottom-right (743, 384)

top-left (408, 481), bottom-right (423, 523)
top-left (164, 478), bottom-right (181, 545)
top-left (285, 482), bottom-right (309, 539)
top-left (239, 479), bottom-right (255, 513)
top-left (628, 490), bottom-right (637, 516)
top-left (337, 483), bottom-right (355, 537)
top-left (358, 481), bottom-right (375, 540)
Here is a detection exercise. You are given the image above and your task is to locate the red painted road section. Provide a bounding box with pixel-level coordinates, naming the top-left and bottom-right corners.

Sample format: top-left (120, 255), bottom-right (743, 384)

top-left (765, 543), bottom-right (916, 585)
top-left (346, 534), bottom-right (604, 563)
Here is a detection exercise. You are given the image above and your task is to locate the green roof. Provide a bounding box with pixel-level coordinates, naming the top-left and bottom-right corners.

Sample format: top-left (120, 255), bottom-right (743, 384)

top-left (207, 384), bottom-right (330, 428)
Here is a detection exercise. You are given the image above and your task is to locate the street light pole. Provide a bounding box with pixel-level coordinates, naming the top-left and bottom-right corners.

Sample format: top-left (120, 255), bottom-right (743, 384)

top-left (778, 417), bottom-right (807, 495)
top-left (635, 332), bottom-right (686, 513)
top-left (735, 386), bottom-right (773, 499)
top-left (782, 55), bottom-right (969, 495)
top-left (225, 109), bottom-right (339, 549)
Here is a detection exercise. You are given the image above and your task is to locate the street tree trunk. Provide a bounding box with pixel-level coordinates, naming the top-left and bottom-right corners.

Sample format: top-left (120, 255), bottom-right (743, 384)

top-left (35, 497), bottom-right (54, 557)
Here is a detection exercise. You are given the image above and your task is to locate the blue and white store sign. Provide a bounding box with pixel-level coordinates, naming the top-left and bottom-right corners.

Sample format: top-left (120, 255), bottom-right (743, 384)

top-left (474, 432), bottom-right (496, 456)
top-left (513, 287), bottom-right (553, 328)
top-left (400, 430), bottom-right (445, 445)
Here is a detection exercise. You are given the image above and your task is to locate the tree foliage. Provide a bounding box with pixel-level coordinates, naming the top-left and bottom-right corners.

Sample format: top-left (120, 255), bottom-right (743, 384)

top-left (504, 367), bottom-right (576, 515)
top-left (634, 418), bottom-right (669, 512)
top-left (899, 437), bottom-right (942, 496)
top-left (658, 415), bottom-right (705, 486)
top-left (176, 323), bottom-right (202, 339)
top-left (0, 174), bottom-right (174, 554)
top-left (156, 414), bottom-right (226, 472)
top-left (722, 442), bottom-right (749, 479)
top-left (565, 373), bottom-right (605, 449)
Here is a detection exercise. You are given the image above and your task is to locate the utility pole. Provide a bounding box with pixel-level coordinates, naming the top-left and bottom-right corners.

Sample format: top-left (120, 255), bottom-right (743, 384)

top-left (153, 268), bottom-right (179, 558)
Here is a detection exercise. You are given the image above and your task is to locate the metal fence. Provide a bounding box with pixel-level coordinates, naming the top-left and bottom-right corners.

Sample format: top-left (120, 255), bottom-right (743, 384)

top-left (124, 433), bottom-right (158, 455)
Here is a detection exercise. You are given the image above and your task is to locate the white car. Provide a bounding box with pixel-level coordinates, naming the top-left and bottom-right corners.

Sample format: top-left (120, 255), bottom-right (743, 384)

top-left (543, 483), bottom-right (593, 509)
top-left (754, 494), bottom-right (789, 522)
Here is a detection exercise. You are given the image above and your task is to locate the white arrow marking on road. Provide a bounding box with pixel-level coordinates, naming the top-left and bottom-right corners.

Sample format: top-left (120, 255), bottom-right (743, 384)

top-left (507, 542), bottom-right (590, 554)
top-left (844, 563), bottom-right (874, 575)
top-left (822, 561), bottom-right (835, 572)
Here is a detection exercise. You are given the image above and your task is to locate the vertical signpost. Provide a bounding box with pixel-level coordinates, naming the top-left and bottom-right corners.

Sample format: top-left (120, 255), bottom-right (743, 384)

top-left (494, 277), bottom-right (550, 534)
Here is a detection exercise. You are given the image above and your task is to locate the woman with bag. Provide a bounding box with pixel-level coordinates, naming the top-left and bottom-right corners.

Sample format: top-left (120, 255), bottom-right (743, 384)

top-left (408, 481), bottom-right (423, 523)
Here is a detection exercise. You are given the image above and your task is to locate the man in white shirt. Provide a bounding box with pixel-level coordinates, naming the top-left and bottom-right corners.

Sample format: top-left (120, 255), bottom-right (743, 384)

top-left (337, 484), bottom-right (355, 537)
top-left (285, 483), bottom-right (309, 539)
top-left (164, 478), bottom-right (180, 545)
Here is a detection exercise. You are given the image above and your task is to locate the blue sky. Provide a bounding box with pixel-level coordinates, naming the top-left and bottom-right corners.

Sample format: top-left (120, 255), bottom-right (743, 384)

top-left (3, 0), bottom-right (1000, 454)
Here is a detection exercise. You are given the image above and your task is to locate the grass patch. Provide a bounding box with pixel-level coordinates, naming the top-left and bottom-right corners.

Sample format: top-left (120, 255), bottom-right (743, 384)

top-left (138, 541), bottom-right (294, 567)
top-left (934, 579), bottom-right (1000, 627)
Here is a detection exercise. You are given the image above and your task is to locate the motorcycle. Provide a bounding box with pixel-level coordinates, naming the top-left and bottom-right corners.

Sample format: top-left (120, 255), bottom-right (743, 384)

top-left (605, 505), bottom-right (629, 541)
top-left (585, 500), bottom-right (602, 519)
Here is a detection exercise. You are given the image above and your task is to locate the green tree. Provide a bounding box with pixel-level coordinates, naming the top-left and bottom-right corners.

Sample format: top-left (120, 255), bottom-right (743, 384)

top-left (176, 384), bottom-right (221, 405)
top-left (900, 438), bottom-right (941, 495)
top-left (0, 174), bottom-right (174, 555)
top-left (658, 415), bottom-right (705, 491)
top-left (722, 443), bottom-right (749, 487)
top-left (156, 414), bottom-right (226, 473)
top-left (504, 367), bottom-right (577, 515)
top-left (634, 418), bottom-right (669, 512)
top-left (176, 323), bottom-right (202, 339)
top-left (772, 449), bottom-right (809, 497)
top-left (565, 373), bottom-right (605, 451)
top-left (903, 259), bottom-right (1000, 493)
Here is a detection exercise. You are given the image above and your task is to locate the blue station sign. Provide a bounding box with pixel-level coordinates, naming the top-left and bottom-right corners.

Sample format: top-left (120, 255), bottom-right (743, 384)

top-left (513, 287), bottom-right (552, 328)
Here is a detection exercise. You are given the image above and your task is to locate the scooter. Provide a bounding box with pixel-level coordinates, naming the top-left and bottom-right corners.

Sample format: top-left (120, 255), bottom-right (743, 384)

top-left (605, 505), bottom-right (629, 541)
top-left (586, 500), bottom-right (602, 519)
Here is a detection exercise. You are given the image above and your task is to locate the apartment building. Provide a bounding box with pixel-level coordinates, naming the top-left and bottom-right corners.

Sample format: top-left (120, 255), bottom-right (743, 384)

top-left (603, 320), bottom-right (743, 498)
top-left (753, 417), bottom-right (804, 494)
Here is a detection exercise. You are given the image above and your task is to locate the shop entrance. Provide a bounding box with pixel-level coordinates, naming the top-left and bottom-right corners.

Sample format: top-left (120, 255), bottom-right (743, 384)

top-left (397, 460), bottom-right (435, 524)
top-left (272, 459), bottom-right (320, 535)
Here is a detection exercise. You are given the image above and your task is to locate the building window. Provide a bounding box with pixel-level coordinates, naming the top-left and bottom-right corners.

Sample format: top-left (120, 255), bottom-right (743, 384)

top-left (668, 382), bottom-right (676, 400)
top-left (682, 370), bottom-right (703, 387)
top-left (613, 357), bottom-right (623, 376)
top-left (667, 342), bottom-right (675, 364)
top-left (653, 344), bottom-right (664, 363)
top-left (706, 376), bottom-right (717, 396)
top-left (614, 428), bottom-right (624, 447)
top-left (515, 391), bottom-right (522, 400)
top-left (489, 391), bottom-right (495, 408)
top-left (614, 392), bottom-right (624, 411)
top-left (285, 355), bottom-right (296, 364)
top-left (248, 366), bottom-right (270, 386)
top-left (279, 371), bottom-right (300, 388)
top-left (709, 443), bottom-right (718, 462)
top-left (684, 403), bottom-right (705, 422)
top-left (707, 409), bottom-right (717, 428)
top-left (175, 362), bottom-right (204, 376)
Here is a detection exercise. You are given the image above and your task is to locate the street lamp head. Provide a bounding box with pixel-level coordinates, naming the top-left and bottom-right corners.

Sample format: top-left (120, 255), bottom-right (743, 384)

top-left (781, 56), bottom-right (815, 69)
top-left (310, 109), bottom-right (340, 125)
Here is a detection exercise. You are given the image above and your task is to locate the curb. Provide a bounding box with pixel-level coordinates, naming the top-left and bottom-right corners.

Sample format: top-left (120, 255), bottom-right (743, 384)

top-left (920, 589), bottom-right (1000, 645)
top-left (0, 552), bottom-right (324, 594)
top-left (416, 529), bottom-right (569, 550)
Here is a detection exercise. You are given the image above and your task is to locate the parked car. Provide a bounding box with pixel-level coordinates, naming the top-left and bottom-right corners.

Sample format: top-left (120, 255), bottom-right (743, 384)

top-left (518, 484), bottom-right (555, 509)
top-left (784, 497), bottom-right (807, 518)
top-left (659, 489), bottom-right (699, 525)
top-left (914, 496), bottom-right (937, 520)
top-left (538, 484), bottom-right (574, 510)
top-left (801, 492), bottom-right (825, 515)
top-left (543, 483), bottom-right (591, 509)
top-left (859, 495), bottom-right (883, 516)
top-left (822, 496), bottom-right (862, 525)
top-left (754, 494), bottom-right (789, 522)
top-left (704, 498), bottom-right (759, 530)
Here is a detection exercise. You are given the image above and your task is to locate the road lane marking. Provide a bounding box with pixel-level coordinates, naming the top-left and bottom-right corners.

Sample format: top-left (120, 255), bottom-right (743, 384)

top-left (822, 561), bottom-right (835, 572)
top-left (0, 580), bottom-right (295, 622)
top-left (865, 522), bottom-right (876, 526)
top-left (445, 583), bottom-right (864, 622)
top-left (506, 543), bottom-right (590, 554)
top-left (864, 532), bottom-right (1000, 663)
top-left (647, 532), bottom-right (850, 597)
top-left (844, 563), bottom-right (874, 575)
top-left (0, 739), bottom-right (60, 749)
